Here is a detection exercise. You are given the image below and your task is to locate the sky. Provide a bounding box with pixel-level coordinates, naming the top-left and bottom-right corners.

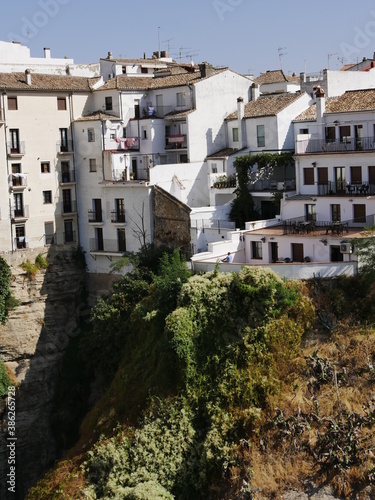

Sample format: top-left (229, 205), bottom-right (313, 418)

top-left (2, 0), bottom-right (375, 77)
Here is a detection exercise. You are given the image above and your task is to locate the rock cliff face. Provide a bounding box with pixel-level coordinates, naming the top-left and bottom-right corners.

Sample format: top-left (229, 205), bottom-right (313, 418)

top-left (0, 247), bottom-right (86, 500)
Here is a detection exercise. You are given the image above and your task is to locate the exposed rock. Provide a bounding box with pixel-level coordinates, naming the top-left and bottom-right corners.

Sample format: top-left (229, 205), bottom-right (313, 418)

top-left (0, 247), bottom-right (86, 500)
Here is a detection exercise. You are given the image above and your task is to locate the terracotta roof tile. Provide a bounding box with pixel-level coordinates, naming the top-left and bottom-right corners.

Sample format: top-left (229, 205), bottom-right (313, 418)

top-left (206, 147), bottom-right (244, 158)
top-left (97, 67), bottom-right (227, 91)
top-left (294, 89), bottom-right (375, 121)
top-left (0, 72), bottom-right (99, 92)
top-left (254, 69), bottom-right (299, 85)
top-left (226, 92), bottom-right (306, 121)
top-left (74, 111), bottom-right (121, 122)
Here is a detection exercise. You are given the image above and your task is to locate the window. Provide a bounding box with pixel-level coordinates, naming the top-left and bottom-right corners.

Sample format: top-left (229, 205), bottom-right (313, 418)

top-left (15, 225), bottom-right (26, 249)
top-left (141, 67), bottom-right (148, 74)
top-left (141, 126), bottom-right (147, 140)
top-left (43, 191), bottom-right (52, 204)
top-left (88, 128), bottom-right (95, 142)
top-left (325, 126), bottom-right (335, 142)
top-left (339, 125), bottom-right (351, 143)
top-left (117, 228), bottom-right (126, 252)
top-left (317, 167), bottom-right (328, 184)
top-left (232, 128), bottom-right (239, 142)
top-left (95, 227), bottom-right (104, 251)
top-left (13, 193), bottom-right (24, 217)
top-left (305, 204), bottom-right (316, 221)
top-left (257, 125), bottom-right (265, 147)
top-left (176, 92), bottom-right (185, 107)
top-left (122, 127), bottom-right (127, 138)
top-left (59, 128), bottom-right (68, 151)
top-left (61, 161), bottom-right (70, 182)
top-left (252, 241), bottom-right (263, 259)
top-left (211, 163), bottom-right (218, 173)
top-left (44, 222), bottom-right (55, 245)
top-left (9, 129), bottom-right (20, 153)
top-left (331, 204), bottom-right (341, 222)
top-left (89, 158), bottom-right (97, 172)
top-left (350, 166), bottom-right (362, 184)
top-left (303, 167), bottom-right (315, 185)
top-left (57, 97), bottom-right (67, 110)
top-left (41, 161), bottom-right (50, 173)
top-left (105, 96), bottom-right (113, 111)
top-left (353, 204), bottom-right (366, 223)
top-left (115, 198), bottom-right (125, 222)
top-left (64, 219), bottom-right (74, 243)
top-left (8, 97), bottom-right (18, 110)
top-left (122, 65), bottom-right (127, 74)
top-left (299, 128), bottom-right (309, 134)
top-left (110, 133), bottom-right (116, 140)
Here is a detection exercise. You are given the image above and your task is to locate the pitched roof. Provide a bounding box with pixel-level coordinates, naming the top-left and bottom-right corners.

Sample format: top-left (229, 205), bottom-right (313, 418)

top-left (225, 92), bottom-right (305, 121)
top-left (74, 111), bottom-right (121, 122)
top-left (0, 72), bottom-right (100, 92)
top-left (294, 89), bottom-right (375, 121)
top-left (254, 69), bottom-right (299, 85)
top-left (97, 67), bottom-right (227, 91)
top-left (206, 147), bottom-right (243, 159)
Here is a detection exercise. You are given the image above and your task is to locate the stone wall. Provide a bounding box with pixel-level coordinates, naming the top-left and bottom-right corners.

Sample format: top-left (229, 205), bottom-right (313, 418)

top-left (0, 246), bottom-right (86, 499)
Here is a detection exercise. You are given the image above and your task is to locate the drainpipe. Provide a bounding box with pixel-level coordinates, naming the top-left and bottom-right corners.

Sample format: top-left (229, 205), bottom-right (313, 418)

top-left (68, 92), bottom-right (80, 246)
top-left (2, 92), bottom-right (14, 251)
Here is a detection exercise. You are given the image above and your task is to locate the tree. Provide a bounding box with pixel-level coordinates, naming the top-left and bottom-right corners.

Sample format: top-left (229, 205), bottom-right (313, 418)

top-left (230, 152), bottom-right (294, 229)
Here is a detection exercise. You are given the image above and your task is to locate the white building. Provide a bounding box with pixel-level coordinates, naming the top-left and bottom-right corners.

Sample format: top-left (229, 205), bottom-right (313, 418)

top-left (191, 86), bottom-right (375, 279)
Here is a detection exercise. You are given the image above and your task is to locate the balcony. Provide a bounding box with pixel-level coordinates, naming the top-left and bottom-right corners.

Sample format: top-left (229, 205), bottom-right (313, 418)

top-left (60, 170), bottom-right (76, 184)
top-left (11, 205), bottom-right (29, 221)
top-left (105, 137), bottom-right (140, 151)
top-left (88, 209), bottom-right (103, 223)
top-left (110, 209), bottom-right (126, 223)
top-left (7, 141), bottom-right (25, 157)
top-left (9, 173), bottom-right (27, 190)
top-left (45, 233), bottom-right (56, 245)
top-left (61, 201), bottom-right (77, 214)
top-left (56, 140), bottom-right (73, 154)
top-left (313, 181), bottom-right (375, 196)
top-left (89, 238), bottom-right (126, 254)
top-left (166, 134), bottom-right (187, 149)
top-left (14, 237), bottom-right (29, 249)
top-left (296, 136), bottom-right (375, 154)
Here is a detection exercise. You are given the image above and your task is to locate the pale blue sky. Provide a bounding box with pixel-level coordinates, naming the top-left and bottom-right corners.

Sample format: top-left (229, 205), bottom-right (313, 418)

top-left (2, 0), bottom-right (375, 76)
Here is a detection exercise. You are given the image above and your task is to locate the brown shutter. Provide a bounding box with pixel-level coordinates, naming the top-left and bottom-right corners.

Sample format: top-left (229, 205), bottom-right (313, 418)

top-left (350, 166), bottom-right (362, 184)
top-left (303, 168), bottom-right (314, 185)
top-left (317, 167), bottom-right (328, 184)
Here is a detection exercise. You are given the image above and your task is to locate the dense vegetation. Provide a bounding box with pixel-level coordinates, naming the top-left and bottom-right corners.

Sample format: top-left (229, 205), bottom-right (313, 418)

top-left (27, 244), bottom-right (375, 499)
top-left (0, 257), bottom-right (15, 397)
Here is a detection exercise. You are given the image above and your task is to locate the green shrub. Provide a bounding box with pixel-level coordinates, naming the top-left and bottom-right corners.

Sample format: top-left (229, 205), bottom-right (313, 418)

top-left (0, 360), bottom-right (12, 398)
top-left (0, 256), bottom-right (12, 324)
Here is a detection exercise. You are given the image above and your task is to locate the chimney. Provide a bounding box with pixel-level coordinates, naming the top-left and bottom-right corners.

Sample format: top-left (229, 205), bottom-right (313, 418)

top-left (107, 51), bottom-right (113, 59)
top-left (251, 82), bottom-right (260, 101)
top-left (25, 69), bottom-right (31, 86)
top-left (44, 47), bottom-right (51, 59)
top-left (314, 85), bottom-right (325, 119)
top-left (199, 62), bottom-right (214, 78)
top-left (237, 97), bottom-right (245, 148)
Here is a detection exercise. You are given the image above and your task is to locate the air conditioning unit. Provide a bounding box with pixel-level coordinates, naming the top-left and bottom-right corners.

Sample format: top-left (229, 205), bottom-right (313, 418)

top-left (340, 242), bottom-right (352, 254)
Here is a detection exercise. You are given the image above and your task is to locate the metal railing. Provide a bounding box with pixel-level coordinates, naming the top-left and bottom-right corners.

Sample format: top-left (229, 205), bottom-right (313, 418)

top-left (166, 134), bottom-right (187, 149)
top-left (10, 174), bottom-right (27, 188)
top-left (7, 141), bottom-right (25, 155)
top-left (110, 210), bottom-right (126, 223)
top-left (313, 181), bottom-right (375, 196)
top-left (14, 237), bottom-right (29, 249)
top-left (11, 205), bottom-right (29, 219)
top-left (88, 209), bottom-right (103, 223)
top-left (56, 140), bottom-right (73, 153)
top-left (89, 238), bottom-right (126, 253)
top-left (282, 213), bottom-right (375, 235)
top-left (45, 233), bottom-right (56, 245)
top-left (61, 201), bottom-right (77, 214)
top-left (296, 136), bottom-right (375, 154)
top-left (60, 170), bottom-right (76, 183)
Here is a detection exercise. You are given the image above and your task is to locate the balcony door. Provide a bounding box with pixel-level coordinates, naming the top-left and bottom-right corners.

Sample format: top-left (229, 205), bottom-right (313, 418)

top-left (115, 198), bottom-right (125, 222)
top-left (335, 167), bottom-right (346, 194)
top-left (14, 193), bottom-right (23, 217)
top-left (60, 128), bottom-right (68, 152)
top-left (15, 225), bottom-right (26, 249)
top-left (63, 189), bottom-right (72, 213)
top-left (10, 129), bottom-right (20, 153)
top-left (64, 219), bottom-right (74, 242)
top-left (292, 243), bottom-right (304, 262)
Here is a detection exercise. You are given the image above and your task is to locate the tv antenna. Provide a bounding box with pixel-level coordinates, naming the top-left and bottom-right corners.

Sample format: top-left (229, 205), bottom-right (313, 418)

top-left (162, 38), bottom-right (174, 53)
top-left (278, 46), bottom-right (287, 70)
top-left (328, 52), bottom-right (338, 70)
top-left (179, 46), bottom-right (191, 61)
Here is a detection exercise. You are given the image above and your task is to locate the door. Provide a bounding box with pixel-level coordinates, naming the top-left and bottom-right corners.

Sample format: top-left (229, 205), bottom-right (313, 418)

top-left (15, 225), bottom-right (25, 248)
top-left (355, 124), bottom-right (363, 149)
top-left (44, 222), bottom-right (54, 245)
top-left (10, 129), bottom-right (20, 153)
top-left (64, 219), bottom-right (74, 242)
top-left (330, 245), bottom-right (343, 262)
top-left (60, 128), bottom-right (68, 152)
top-left (368, 166), bottom-right (375, 194)
top-left (62, 189), bottom-right (72, 213)
top-left (292, 243), bottom-right (304, 262)
top-left (115, 198), bottom-right (125, 222)
top-left (270, 242), bottom-right (278, 263)
top-left (96, 227), bottom-right (104, 251)
top-left (335, 167), bottom-right (346, 194)
top-left (156, 94), bottom-right (163, 116)
top-left (61, 161), bottom-right (70, 182)
top-left (117, 228), bottom-right (126, 252)
top-left (14, 193), bottom-right (23, 217)
top-left (93, 199), bottom-right (102, 222)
